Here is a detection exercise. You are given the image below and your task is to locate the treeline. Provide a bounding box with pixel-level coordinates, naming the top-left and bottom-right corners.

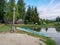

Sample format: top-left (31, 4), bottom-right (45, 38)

top-left (0, 0), bottom-right (40, 24)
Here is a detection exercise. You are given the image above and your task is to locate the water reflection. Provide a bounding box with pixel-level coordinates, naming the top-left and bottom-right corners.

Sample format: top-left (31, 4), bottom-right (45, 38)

top-left (40, 28), bottom-right (60, 45)
top-left (47, 28), bottom-right (58, 33)
top-left (31, 28), bottom-right (41, 32)
top-left (45, 28), bottom-right (48, 32)
top-left (31, 27), bottom-right (60, 45)
top-left (31, 27), bottom-right (60, 32)
top-left (55, 27), bottom-right (60, 32)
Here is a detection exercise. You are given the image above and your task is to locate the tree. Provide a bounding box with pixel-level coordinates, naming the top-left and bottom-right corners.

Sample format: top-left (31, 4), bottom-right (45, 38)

top-left (56, 16), bottom-right (60, 22)
top-left (4, 0), bottom-right (9, 23)
top-left (25, 6), bottom-right (32, 24)
top-left (4, 0), bottom-right (15, 23)
top-left (32, 7), bottom-right (39, 24)
top-left (17, 0), bottom-right (25, 19)
top-left (25, 6), bottom-right (40, 24)
top-left (4, 0), bottom-right (19, 23)
top-left (9, 0), bottom-right (15, 22)
top-left (0, 0), bottom-right (5, 23)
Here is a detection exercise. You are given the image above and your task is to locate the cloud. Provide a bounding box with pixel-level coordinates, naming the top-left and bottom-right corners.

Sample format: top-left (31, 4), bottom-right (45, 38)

top-left (48, 0), bottom-right (54, 6)
top-left (53, 3), bottom-right (60, 9)
top-left (37, 0), bottom-right (60, 20)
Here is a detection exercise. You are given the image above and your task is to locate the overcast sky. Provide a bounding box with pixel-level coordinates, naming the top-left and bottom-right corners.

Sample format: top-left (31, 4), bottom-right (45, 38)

top-left (15, 0), bottom-right (60, 20)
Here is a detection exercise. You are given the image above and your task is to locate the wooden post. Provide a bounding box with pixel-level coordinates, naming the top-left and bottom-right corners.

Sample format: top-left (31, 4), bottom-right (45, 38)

top-left (11, 7), bottom-right (16, 32)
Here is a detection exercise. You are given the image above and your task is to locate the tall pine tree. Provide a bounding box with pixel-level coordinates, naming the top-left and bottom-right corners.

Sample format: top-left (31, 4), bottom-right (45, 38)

top-left (0, 0), bottom-right (5, 23)
top-left (25, 6), bottom-right (32, 24)
top-left (25, 6), bottom-right (39, 24)
top-left (33, 7), bottom-right (39, 24)
top-left (17, 0), bottom-right (25, 19)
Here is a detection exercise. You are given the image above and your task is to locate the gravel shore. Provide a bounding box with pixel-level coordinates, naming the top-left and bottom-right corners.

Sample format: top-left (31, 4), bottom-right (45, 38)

top-left (0, 33), bottom-right (46, 45)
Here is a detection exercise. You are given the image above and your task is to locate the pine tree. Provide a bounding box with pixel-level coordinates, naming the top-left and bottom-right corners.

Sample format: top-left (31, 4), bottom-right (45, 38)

top-left (33, 7), bottom-right (39, 24)
top-left (25, 6), bottom-right (32, 24)
top-left (25, 6), bottom-right (39, 24)
top-left (56, 16), bottom-right (60, 22)
top-left (17, 0), bottom-right (25, 19)
top-left (0, 0), bottom-right (5, 23)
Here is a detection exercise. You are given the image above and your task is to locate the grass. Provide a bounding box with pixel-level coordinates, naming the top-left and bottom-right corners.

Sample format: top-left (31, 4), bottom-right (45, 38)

top-left (40, 38), bottom-right (57, 45)
top-left (15, 24), bottom-right (41, 29)
top-left (46, 39), bottom-right (56, 45)
top-left (0, 24), bottom-right (11, 32)
top-left (15, 23), bottom-right (55, 28)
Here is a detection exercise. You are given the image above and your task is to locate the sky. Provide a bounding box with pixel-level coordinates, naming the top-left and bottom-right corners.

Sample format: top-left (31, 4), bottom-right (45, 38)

top-left (16, 0), bottom-right (60, 20)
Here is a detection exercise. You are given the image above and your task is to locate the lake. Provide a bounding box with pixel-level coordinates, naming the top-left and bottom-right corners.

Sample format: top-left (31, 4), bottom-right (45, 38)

top-left (32, 27), bottom-right (60, 45)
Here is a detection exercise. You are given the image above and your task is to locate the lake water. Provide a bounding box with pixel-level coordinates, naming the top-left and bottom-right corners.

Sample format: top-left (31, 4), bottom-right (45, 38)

top-left (31, 27), bottom-right (60, 45)
top-left (40, 28), bottom-right (60, 45)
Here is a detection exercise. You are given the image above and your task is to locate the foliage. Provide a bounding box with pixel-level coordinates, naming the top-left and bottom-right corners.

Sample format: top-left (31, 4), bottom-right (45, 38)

top-left (25, 6), bottom-right (32, 24)
top-left (56, 16), bottom-right (60, 22)
top-left (4, 0), bottom-right (15, 23)
top-left (0, 0), bottom-right (5, 23)
top-left (17, 0), bottom-right (25, 19)
top-left (25, 6), bottom-right (39, 24)
top-left (0, 0), bottom-right (40, 24)
top-left (4, 0), bottom-right (19, 23)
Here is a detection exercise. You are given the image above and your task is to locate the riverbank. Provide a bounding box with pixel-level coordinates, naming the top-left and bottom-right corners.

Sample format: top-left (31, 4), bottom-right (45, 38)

top-left (0, 24), bottom-right (57, 45)
top-left (15, 29), bottom-right (57, 45)
top-left (0, 33), bottom-right (46, 45)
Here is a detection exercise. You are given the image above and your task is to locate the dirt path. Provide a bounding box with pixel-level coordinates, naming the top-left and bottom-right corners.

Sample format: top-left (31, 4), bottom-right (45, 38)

top-left (0, 33), bottom-right (46, 45)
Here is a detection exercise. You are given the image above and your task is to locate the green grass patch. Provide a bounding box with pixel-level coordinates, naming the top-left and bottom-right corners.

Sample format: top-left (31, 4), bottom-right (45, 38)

top-left (15, 23), bottom-right (55, 29)
top-left (0, 24), bottom-right (11, 32)
top-left (40, 38), bottom-right (57, 45)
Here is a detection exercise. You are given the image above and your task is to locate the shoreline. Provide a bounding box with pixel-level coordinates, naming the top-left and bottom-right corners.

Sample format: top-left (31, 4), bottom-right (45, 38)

top-left (0, 33), bottom-right (46, 45)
